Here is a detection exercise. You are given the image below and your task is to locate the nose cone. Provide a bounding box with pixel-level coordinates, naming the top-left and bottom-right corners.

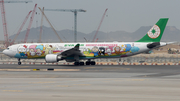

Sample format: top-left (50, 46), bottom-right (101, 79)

top-left (3, 49), bottom-right (15, 57)
top-left (3, 49), bottom-right (9, 56)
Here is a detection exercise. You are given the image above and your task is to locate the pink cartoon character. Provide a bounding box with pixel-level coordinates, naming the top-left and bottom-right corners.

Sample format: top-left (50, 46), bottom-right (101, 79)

top-left (29, 45), bottom-right (36, 56)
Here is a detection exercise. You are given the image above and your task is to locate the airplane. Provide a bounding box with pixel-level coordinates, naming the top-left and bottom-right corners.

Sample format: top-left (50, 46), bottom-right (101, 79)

top-left (3, 18), bottom-right (169, 66)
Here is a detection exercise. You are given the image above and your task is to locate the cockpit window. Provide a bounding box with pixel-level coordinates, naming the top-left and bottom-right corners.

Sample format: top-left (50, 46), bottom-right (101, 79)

top-left (7, 48), bottom-right (9, 50)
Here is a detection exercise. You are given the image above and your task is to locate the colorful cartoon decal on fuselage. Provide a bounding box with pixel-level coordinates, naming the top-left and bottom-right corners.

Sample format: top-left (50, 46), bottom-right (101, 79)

top-left (17, 45), bottom-right (28, 57)
top-left (14, 43), bottom-right (140, 59)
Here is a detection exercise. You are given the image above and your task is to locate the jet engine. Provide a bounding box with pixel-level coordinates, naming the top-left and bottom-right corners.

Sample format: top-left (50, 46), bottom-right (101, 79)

top-left (45, 54), bottom-right (61, 63)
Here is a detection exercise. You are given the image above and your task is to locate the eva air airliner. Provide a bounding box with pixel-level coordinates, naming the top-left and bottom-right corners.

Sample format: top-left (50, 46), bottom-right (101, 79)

top-left (3, 18), bottom-right (169, 65)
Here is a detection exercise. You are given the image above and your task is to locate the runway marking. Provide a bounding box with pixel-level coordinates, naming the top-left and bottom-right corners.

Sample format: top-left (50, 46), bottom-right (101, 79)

top-left (31, 81), bottom-right (55, 84)
top-left (102, 67), bottom-right (130, 71)
top-left (54, 69), bottom-right (80, 71)
top-left (0, 69), bottom-right (31, 71)
top-left (73, 84), bottom-right (91, 86)
top-left (131, 79), bottom-right (146, 81)
top-left (2, 90), bottom-right (23, 92)
top-left (0, 69), bottom-right (80, 72)
top-left (83, 67), bottom-right (95, 69)
top-left (17, 66), bottom-right (29, 68)
top-left (57, 85), bottom-right (71, 87)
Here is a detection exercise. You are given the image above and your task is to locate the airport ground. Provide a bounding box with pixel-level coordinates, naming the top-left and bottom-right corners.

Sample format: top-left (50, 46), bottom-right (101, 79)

top-left (1, 46), bottom-right (180, 101)
top-left (0, 64), bottom-right (180, 101)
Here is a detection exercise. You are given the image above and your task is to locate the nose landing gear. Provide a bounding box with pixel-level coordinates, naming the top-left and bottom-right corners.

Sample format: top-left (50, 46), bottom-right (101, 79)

top-left (18, 58), bottom-right (21, 65)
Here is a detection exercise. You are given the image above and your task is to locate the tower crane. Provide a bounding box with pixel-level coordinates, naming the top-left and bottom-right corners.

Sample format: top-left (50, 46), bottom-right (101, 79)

top-left (24, 4), bottom-right (37, 43)
top-left (0, 0), bottom-right (32, 47)
top-left (10, 10), bottom-right (32, 45)
top-left (39, 7), bottom-right (63, 43)
top-left (92, 8), bottom-right (108, 42)
top-left (44, 9), bottom-right (86, 42)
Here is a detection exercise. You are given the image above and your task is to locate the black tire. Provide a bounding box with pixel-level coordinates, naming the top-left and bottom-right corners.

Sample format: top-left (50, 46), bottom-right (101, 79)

top-left (86, 61), bottom-right (90, 65)
top-left (74, 62), bottom-right (79, 66)
top-left (18, 62), bottom-right (21, 65)
top-left (90, 61), bottom-right (96, 65)
top-left (80, 62), bottom-right (84, 66)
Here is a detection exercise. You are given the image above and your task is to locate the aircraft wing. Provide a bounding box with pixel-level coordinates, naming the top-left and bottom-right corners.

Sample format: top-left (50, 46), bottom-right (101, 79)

top-left (60, 44), bottom-right (85, 57)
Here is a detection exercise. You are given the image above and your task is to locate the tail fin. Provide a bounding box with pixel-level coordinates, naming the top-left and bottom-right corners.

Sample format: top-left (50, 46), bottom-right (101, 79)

top-left (136, 18), bottom-right (168, 42)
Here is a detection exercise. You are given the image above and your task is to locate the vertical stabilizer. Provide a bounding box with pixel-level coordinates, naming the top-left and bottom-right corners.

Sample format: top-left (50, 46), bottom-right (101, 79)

top-left (136, 18), bottom-right (168, 42)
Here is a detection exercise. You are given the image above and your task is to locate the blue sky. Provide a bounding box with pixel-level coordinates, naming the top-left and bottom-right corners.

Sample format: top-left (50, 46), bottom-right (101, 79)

top-left (0, 0), bottom-right (180, 40)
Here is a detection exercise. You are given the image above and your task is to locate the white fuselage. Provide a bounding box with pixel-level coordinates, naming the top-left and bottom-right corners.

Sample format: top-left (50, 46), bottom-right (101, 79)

top-left (3, 42), bottom-right (166, 61)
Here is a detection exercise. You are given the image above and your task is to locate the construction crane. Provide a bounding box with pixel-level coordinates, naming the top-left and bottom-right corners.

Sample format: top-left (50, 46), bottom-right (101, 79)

top-left (10, 10), bottom-right (32, 45)
top-left (44, 9), bottom-right (86, 42)
top-left (84, 37), bottom-right (88, 42)
top-left (92, 8), bottom-right (108, 42)
top-left (39, 7), bottom-right (63, 43)
top-left (0, 0), bottom-right (32, 47)
top-left (38, 7), bottom-right (44, 43)
top-left (24, 4), bottom-right (37, 43)
top-left (95, 38), bottom-right (98, 42)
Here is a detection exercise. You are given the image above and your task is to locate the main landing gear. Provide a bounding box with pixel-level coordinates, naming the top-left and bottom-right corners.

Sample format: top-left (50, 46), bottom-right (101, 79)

top-left (74, 62), bottom-right (84, 66)
top-left (85, 60), bottom-right (95, 65)
top-left (18, 58), bottom-right (21, 65)
top-left (74, 60), bottom-right (96, 66)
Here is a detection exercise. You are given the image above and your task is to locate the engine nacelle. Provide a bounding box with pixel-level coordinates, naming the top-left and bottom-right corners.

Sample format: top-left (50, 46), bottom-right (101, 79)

top-left (45, 54), bottom-right (58, 63)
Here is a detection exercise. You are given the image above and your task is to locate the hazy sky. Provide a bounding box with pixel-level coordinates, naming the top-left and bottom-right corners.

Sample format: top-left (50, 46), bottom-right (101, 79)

top-left (0, 0), bottom-right (180, 40)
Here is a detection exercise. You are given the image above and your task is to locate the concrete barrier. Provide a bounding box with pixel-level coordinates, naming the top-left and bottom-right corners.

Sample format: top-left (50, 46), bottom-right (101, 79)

top-left (1, 61), bottom-right (180, 66)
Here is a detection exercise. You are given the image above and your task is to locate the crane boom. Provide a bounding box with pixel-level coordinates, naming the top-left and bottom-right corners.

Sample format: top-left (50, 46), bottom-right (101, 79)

top-left (11, 10), bottom-right (32, 45)
top-left (3, 0), bottom-right (32, 3)
top-left (44, 9), bottom-right (86, 12)
top-left (92, 8), bottom-right (108, 42)
top-left (24, 4), bottom-right (37, 43)
top-left (0, 0), bottom-right (32, 47)
top-left (44, 9), bottom-right (86, 42)
top-left (95, 38), bottom-right (98, 42)
top-left (38, 7), bottom-right (44, 43)
top-left (0, 0), bottom-right (8, 47)
top-left (39, 7), bottom-right (63, 43)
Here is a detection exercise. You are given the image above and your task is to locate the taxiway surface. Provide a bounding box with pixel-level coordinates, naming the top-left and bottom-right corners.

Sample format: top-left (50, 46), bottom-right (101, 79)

top-left (0, 64), bottom-right (180, 101)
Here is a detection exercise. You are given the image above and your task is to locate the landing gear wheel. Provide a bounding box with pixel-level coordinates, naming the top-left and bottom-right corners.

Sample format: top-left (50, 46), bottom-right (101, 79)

top-left (18, 62), bottom-right (21, 65)
top-left (90, 61), bottom-right (96, 65)
top-left (74, 62), bottom-right (79, 66)
top-left (79, 62), bottom-right (84, 66)
top-left (86, 61), bottom-right (90, 65)
top-left (18, 58), bottom-right (21, 65)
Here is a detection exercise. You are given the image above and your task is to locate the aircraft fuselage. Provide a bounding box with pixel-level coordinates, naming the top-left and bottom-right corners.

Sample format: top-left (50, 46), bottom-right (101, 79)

top-left (3, 42), bottom-right (166, 60)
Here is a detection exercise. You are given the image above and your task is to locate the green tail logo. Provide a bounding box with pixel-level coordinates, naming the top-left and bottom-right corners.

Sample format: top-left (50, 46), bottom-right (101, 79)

top-left (136, 18), bottom-right (169, 42)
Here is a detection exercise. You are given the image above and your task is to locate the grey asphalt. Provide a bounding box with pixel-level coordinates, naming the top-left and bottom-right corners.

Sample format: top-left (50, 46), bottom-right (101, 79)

top-left (0, 64), bottom-right (180, 78)
top-left (0, 64), bottom-right (180, 101)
